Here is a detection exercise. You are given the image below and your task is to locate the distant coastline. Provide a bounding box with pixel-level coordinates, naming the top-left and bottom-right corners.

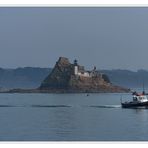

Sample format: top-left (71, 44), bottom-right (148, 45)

top-left (1, 58), bottom-right (148, 93)
top-left (0, 68), bottom-right (146, 90)
top-left (0, 67), bottom-right (148, 93)
top-left (0, 57), bottom-right (130, 93)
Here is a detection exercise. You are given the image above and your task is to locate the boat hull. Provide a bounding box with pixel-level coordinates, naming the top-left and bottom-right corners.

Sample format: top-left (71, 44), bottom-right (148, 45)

top-left (121, 101), bottom-right (148, 108)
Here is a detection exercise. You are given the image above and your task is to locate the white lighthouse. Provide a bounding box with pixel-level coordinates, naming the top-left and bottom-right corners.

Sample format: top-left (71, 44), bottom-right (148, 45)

top-left (74, 59), bottom-right (78, 75)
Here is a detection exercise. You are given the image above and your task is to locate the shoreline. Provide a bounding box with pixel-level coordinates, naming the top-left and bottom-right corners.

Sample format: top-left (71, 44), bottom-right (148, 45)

top-left (0, 88), bottom-right (131, 94)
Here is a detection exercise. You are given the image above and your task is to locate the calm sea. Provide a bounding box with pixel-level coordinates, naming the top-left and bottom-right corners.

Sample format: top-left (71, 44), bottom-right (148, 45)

top-left (0, 92), bottom-right (148, 141)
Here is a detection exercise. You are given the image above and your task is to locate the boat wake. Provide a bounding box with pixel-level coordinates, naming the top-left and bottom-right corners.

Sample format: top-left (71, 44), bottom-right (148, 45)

top-left (0, 105), bottom-right (15, 107)
top-left (90, 105), bottom-right (121, 108)
top-left (0, 105), bottom-right (71, 108)
top-left (31, 105), bottom-right (71, 108)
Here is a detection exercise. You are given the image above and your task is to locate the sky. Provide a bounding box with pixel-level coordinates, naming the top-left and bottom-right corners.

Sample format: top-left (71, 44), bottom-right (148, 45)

top-left (0, 7), bottom-right (148, 70)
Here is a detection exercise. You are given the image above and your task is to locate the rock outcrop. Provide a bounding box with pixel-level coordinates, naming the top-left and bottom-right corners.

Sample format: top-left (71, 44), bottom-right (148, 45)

top-left (39, 57), bottom-right (129, 93)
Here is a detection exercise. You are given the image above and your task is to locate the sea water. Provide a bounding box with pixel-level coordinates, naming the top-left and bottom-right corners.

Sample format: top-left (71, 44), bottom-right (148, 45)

top-left (0, 92), bottom-right (148, 141)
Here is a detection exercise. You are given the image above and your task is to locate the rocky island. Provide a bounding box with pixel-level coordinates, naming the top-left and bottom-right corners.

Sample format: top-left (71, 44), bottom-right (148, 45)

top-left (5, 57), bottom-right (129, 93)
top-left (39, 57), bottom-right (129, 93)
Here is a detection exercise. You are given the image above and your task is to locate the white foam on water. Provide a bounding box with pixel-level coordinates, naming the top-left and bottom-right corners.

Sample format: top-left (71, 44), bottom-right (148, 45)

top-left (90, 105), bottom-right (121, 108)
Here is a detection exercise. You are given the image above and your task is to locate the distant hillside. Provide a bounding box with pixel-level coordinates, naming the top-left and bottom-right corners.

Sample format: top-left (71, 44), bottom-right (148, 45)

top-left (101, 69), bottom-right (148, 88)
top-left (0, 67), bottom-right (51, 89)
top-left (0, 67), bottom-right (147, 89)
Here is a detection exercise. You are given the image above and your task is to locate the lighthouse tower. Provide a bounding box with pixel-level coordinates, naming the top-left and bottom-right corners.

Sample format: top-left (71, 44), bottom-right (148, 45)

top-left (74, 59), bottom-right (78, 75)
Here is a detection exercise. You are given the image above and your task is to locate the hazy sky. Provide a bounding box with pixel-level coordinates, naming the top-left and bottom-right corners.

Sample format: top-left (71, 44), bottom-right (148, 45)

top-left (0, 7), bottom-right (148, 70)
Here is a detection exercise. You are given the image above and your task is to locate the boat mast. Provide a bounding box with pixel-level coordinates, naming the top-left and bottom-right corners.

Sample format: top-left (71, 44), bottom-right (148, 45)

top-left (142, 81), bottom-right (145, 94)
top-left (120, 95), bottom-right (122, 104)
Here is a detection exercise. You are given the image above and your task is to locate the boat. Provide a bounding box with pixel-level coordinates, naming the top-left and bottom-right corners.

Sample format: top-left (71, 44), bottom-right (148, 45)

top-left (121, 91), bottom-right (148, 108)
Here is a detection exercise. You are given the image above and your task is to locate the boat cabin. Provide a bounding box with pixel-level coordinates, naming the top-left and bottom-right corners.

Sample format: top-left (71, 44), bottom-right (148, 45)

top-left (133, 95), bottom-right (148, 103)
top-left (122, 91), bottom-right (148, 108)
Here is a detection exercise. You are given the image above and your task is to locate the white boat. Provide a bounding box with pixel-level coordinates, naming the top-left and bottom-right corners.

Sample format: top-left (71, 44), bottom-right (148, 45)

top-left (121, 91), bottom-right (148, 108)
